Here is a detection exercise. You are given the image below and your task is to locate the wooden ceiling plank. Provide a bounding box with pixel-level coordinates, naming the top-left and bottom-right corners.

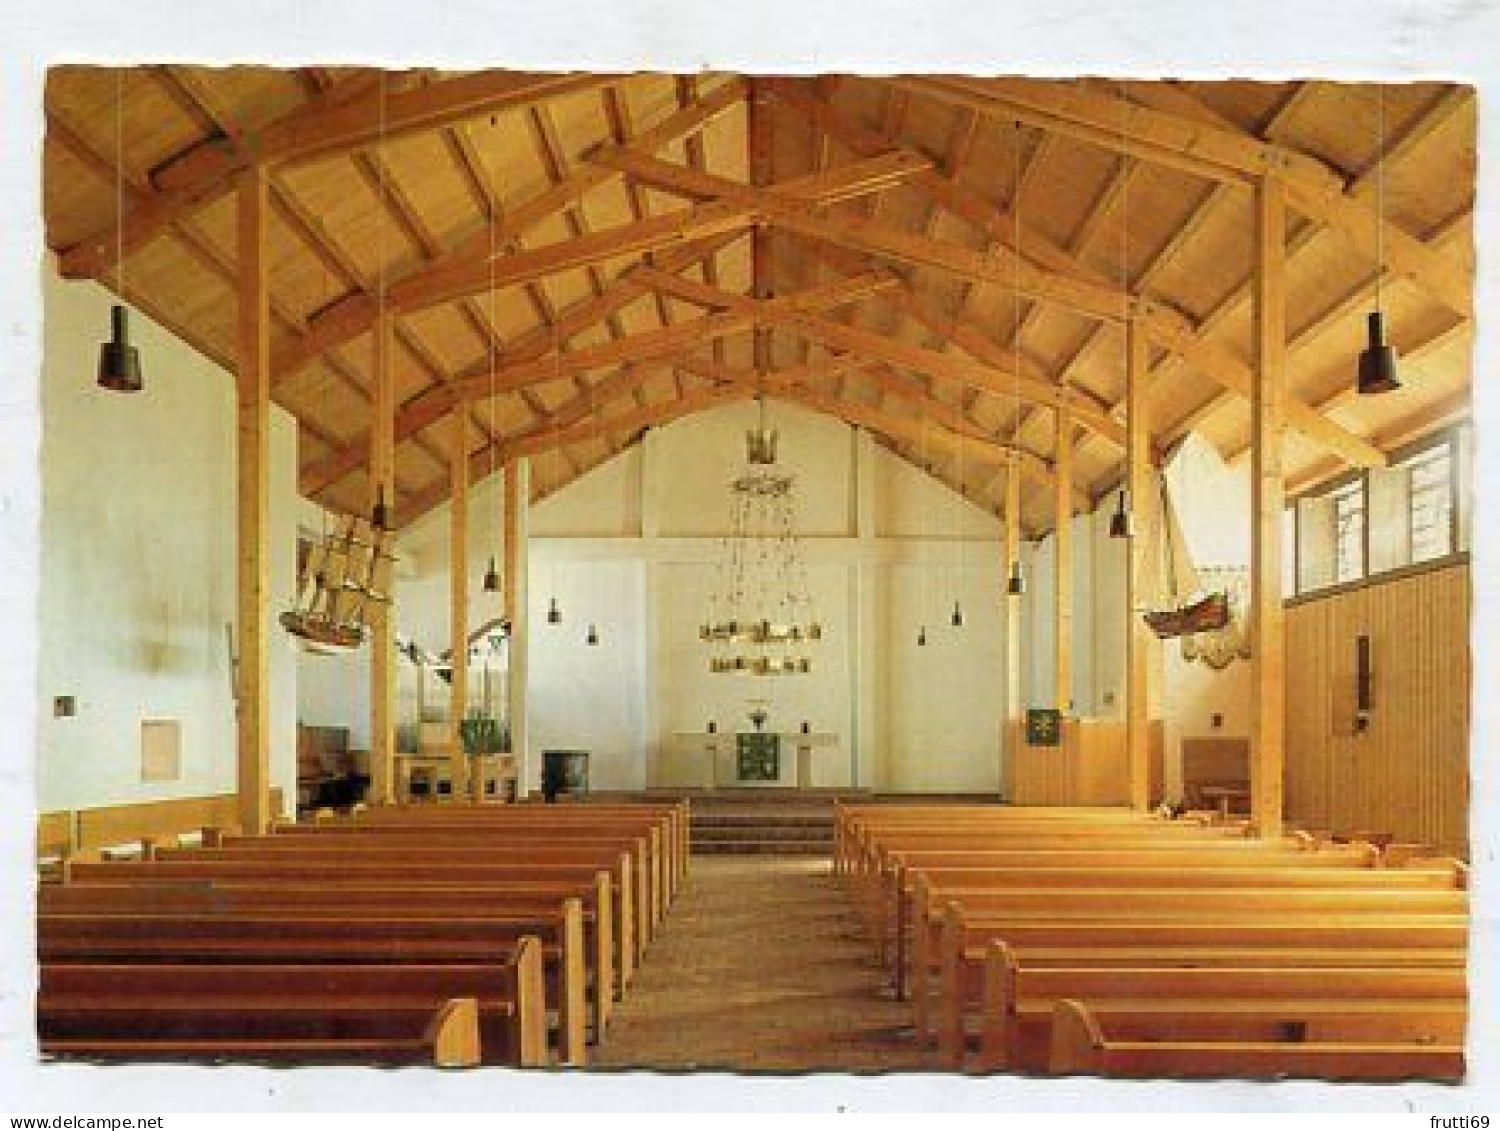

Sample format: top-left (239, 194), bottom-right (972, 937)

top-left (780, 85), bottom-right (1385, 471)
top-left (899, 75), bottom-right (1469, 317)
top-left (300, 231), bottom-right (738, 494)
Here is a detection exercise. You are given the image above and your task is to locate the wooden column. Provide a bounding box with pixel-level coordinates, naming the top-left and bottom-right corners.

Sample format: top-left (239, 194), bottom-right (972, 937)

top-left (235, 165), bottom-right (272, 835)
top-left (1002, 464), bottom-right (1023, 800)
top-left (1251, 174), bottom-right (1288, 837)
top-left (1053, 408), bottom-right (1073, 715)
top-left (368, 311), bottom-right (396, 805)
top-left (504, 457), bottom-right (530, 799)
top-left (1125, 317), bottom-right (1153, 811)
top-left (449, 410), bottom-right (473, 802)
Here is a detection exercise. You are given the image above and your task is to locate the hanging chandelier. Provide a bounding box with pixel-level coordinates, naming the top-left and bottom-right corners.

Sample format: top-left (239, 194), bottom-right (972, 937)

top-left (701, 401), bottom-right (822, 675)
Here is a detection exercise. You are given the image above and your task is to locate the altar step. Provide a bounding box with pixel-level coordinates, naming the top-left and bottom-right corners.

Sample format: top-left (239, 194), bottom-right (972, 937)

top-left (684, 793), bottom-right (840, 856)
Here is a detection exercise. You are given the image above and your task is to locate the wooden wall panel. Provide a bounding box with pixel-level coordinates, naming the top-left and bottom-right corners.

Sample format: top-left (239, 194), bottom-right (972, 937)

top-left (1284, 562), bottom-right (1470, 857)
top-left (1012, 719), bottom-right (1163, 806)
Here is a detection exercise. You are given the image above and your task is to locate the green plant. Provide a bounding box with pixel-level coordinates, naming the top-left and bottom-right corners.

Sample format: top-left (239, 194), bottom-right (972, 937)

top-left (459, 711), bottom-right (509, 754)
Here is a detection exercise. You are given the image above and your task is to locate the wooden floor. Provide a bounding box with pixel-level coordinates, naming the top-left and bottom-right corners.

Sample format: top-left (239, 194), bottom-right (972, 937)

top-left (593, 856), bottom-right (929, 1072)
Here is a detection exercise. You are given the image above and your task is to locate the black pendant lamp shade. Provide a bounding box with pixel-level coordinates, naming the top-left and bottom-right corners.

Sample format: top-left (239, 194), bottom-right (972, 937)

top-left (546, 597), bottom-right (562, 625)
top-left (1006, 560), bottom-right (1026, 596)
top-left (950, 601), bottom-right (965, 628)
top-left (97, 304), bottom-right (143, 392)
top-left (916, 625), bottom-right (928, 647)
top-left (585, 622), bottom-right (600, 646)
top-left (1357, 311), bottom-right (1401, 395)
top-left (1109, 490), bottom-right (1132, 539)
top-left (483, 556), bottom-right (501, 593)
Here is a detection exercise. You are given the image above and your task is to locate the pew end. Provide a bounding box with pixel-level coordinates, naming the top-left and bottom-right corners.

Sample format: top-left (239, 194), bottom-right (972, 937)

top-left (1048, 999), bottom-right (1105, 1076)
top-left (424, 997), bottom-right (482, 1068)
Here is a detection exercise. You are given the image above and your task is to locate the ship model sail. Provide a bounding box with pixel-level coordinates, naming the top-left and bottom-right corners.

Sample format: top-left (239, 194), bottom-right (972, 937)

top-left (280, 504), bottom-right (394, 656)
top-left (1140, 474), bottom-right (1231, 640)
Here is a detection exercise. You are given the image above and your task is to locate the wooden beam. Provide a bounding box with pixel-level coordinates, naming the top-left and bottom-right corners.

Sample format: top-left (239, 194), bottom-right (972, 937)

top-left (1002, 464), bottom-right (1023, 800)
top-left (898, 76), bottom-right (1469, 317)
top-left (450, 273), bottom-right (899, 401)
top-left (504, 458), bottom-right (530, 797)
top-left (368, 310), bottom-right (396, 807)
top-left (449, 410), bottom-right (472, 802)
top-left (1251, 175), bottom-right (1288, 839)
top-left (57, 70), bottom-right (605, 281)
top-left (274, 79), bottom-right (747, 382)
top-left (298, 232), bottom-right (741, 495)
top-left (1053, 407), bottom-right (1074, 715)
top-left (1125, 317), bottom-right (1153, 812)
top-left (235, 164), bottom-right (272, 836)
top-left (777, 83), bottom-right (1383, 470)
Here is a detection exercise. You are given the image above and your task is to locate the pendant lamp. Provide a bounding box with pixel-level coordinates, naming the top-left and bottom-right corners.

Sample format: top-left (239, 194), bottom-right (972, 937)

top-left (1358, 86), bottom-right (1401, 396)
top-left (950, 601), bottom-right (965, 628)
top-left (547, 597), bottom-right (562, 625)
top-left (483, 557), bottom-right (501, 593)
top-left (585, 622), bottom-right (599, 647)
top-left (1006, 560), bottom-right (1026, 596)
top-left (916, 625), bottom-right (928, 647)
top-left (97, 305), bottom-right (143, 392)
top-left (1109, 490), bottom-right (1132, 539)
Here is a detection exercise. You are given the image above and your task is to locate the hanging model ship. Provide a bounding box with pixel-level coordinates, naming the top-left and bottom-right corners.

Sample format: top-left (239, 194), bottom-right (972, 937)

top-left (1140, 473), bottom-right (1237, 644)
top-left (280, 493), bottom-right (395, 655)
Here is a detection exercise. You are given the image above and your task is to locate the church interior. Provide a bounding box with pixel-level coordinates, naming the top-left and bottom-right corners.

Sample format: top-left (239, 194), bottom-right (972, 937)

top-left (25, 64), bottom-right (1481, 1088)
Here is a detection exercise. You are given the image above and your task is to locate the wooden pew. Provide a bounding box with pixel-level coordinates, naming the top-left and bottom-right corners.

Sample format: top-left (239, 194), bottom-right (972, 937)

top-left (65, 852), bottom-right (636, 990)
top-left (934, 919), bottom-right (1468, 1066)
top-left (915, 881), bottom-right (1466, 1050)
top-left (329, 802), bottom-right (687, 904)
top-left (973, 947), bottom-right (1467, 1072)
top-left (229, 829), bottom-right (663, 936)
top-left (874, 842), bottom-right (1387, 988)
top-left (40, 939), bottom-right (547, 1068)
top-left (43, 885), bottom-right (592, 1066)
top-left (1047, 999), bottom-right (1465, 1082)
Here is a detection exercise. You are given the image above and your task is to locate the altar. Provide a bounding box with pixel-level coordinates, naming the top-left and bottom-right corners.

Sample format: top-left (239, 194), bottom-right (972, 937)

top-left (663, 731), bottom-right (841, 789)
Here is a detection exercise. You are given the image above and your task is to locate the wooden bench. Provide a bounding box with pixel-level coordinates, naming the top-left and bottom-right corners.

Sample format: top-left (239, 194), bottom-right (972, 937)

top-left (39, 939), bottom-right (547, 1068)
top-left (1047, 998), bottom-right (1465, 1081)
top-left (914, 882), bottom-right (1466, 1053)
top-left (873, 842), bottom-right (1388, 987)
top-left (240, 828), bottom-right (665, 933)
top-left (974, 948), bottom-right (1467, 1072)
top-left (42, 885), bottom-right (592, 1065)
top-left (931, 920), bottom-right (1468, 1066)
top-left (66, 851), bottom-right (636, 987)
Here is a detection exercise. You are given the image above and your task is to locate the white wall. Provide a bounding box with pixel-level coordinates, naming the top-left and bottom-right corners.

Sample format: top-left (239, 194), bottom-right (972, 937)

top-left (402, 400), bottom-right (1014, 795)
top-left (38, 268), bottom-right (298, 815)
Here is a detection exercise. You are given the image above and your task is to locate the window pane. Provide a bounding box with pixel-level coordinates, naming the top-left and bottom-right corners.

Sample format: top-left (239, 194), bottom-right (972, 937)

top-left (1332, 480), bottom-right (1365, 583)
top-left (1406, 445), bottom-right (1453, 563)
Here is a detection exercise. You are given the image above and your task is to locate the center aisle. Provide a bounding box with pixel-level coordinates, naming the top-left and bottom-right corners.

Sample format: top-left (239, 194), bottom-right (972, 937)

top-left (593, 856), bottom-right (929, 1072)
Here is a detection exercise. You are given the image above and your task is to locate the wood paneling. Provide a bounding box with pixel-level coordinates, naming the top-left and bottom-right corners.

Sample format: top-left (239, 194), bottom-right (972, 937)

top-left (1012, 719), bottom-right (1164, 806)
top-left (1284, 561), bottom-right (1470, 857)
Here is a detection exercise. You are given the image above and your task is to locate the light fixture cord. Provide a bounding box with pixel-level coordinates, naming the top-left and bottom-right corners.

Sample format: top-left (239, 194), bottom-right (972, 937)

top-left (1376, 83), bottom-right (1386, 317)
top-left (115, 68), bottom-right (124, 297)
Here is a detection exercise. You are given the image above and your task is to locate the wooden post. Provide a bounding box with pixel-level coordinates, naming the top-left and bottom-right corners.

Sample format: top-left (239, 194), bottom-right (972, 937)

top-left (368, 310), bottom-right (396, 806)
top-left (449, 410), bottom-right (472, 802)
top-left (1002, 464), bottom-right (1023, 799)
top-left (1053, 408), bottom-right (1073, 715)
top-left (504, 457), bottom-right (530, 800)
top-left (1126, 317), bottom-right (1153, 811)
top-left (235, 165), bottom-right (272, 835)
top-left (1251, 174), bottom-right (1287, 837)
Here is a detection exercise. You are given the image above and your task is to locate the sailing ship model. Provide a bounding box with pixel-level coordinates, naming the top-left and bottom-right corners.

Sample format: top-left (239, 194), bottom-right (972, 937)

top-left (1140, 474), bottom-right (1249, 667)
top-left (280, 504), bottom-right (394, 655)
